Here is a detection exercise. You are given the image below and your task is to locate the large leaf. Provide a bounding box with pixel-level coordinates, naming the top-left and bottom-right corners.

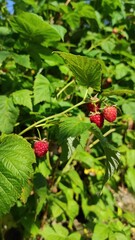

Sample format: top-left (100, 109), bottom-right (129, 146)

top-left (55, 52), bottom-right (102, 90)
top-left (0, 134), bottom-right (36, 216)
top-left (0, 96), bottom-right (19, 134)
top-left (12, 89), bottom-right (33, 110)
top-left (10, 12), bottom-right (63, 43)
top-left (59, 117), bottom-right (120, 184)
top-left (59, 116), bottom-right (90, 140)
top-left (33, 74), bottom-right (52, 105)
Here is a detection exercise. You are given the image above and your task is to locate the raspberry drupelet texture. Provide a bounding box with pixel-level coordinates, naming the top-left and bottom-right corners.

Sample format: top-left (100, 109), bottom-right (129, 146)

top-left (34, 140), bottom-right (49, 157)
top-left (103, 106), bottom-right (117, 122)
top-left (90, 113), bottom-right (104, 128)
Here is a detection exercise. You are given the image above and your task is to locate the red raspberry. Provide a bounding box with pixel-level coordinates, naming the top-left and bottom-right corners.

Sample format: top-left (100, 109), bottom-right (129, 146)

top-left (103, 106), bottom-right (117, 122)
top-left (89, 113), bottom-right (104, 128)
top-left (87, 97), bottom-right (100, 112)
top-left (34, 140), bottom-right (49, 157)
top-left (87, 102), bottom-right (100, 112)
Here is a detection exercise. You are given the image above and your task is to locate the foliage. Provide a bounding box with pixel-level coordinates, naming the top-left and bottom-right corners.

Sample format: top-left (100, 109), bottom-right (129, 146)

top-left (0, 0), bottom-right (135, 239)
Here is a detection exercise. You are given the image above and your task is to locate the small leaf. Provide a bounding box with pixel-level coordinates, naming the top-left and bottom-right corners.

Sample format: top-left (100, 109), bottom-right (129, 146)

top-left (67, 170), bottom-right (84, 191)
top-left (0, 51), bottom-right (10, 64)
top-left (0, 134), bottom-right (36, 216)
top-left (101, 38), bottom-right (116, 54)
top-left (52, 25), bottom-right (67, 41)
top-left (33, 74), bottom-right (51, 105)
top-left (0, 96), bottom-right (19, 134)
top-left (68, 232), bottom-right (81, 240)
top-left (40, 224), bottom-right (68, 240)
top-left (115, 63), bottom-right (129, 79)
top-left (53, 223), bottom-right (69, 237)
top-left (0, 27), bottom-right (11, 36)
top-left (92, 223), bottom-right (109, 240)
top-left (55, 52), bottom-right (102, 90)
top-left (12, 53), bottom-right (31, 68)
top-left (122, 101), bottom-right (135, 120)
top-left (12, 89), bottom-right (32, 110)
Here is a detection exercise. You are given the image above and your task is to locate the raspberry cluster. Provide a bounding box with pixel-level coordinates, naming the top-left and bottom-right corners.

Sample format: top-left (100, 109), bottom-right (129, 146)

top-left (87, 97), bottom-right (117, 128)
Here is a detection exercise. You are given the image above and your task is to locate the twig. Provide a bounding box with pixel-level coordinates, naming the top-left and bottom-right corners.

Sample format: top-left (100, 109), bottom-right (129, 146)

top-left (89, 128), bottom-right (116, 148)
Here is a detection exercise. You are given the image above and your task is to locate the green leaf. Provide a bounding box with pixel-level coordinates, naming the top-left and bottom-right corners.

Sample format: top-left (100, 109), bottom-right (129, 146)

top-left (52, 25), bottom-right (67, 41)
top-left (115, 63), bottom-right (129, 79)
top-left (68, 232), bottom-right (81, 240)
top-left (92, 223), bottom-right (109, 240)
top-left (125, 168), bottom-right (135, 191)
top-left (10, 12), bottom-right (62, 43)
top-left (90, 124), bottom-right (120, 184)
top-left (0, 96), bottom-right (19, 134)
top-left (33, 74), bottom-right (52, 105)
top-left (40, 224), bottom-right (68, 240)
top-left (101, 38), bottom-right (116, 54)
top-left (12, 54), bottom-right (31, 68)
top-left (12, 90), bottom-right (32, 110)
top-left (55, 52), bottom-right (102, 90)
top-left (75, 146), bottom-right (95, 167)
top-left (79, 3), bottom-right (96, 19)
top-left (59, 183), bottom-right (79, 221)
top-left (122, 101), bottom-right (135, 120)
top-left (0, 51), bottom-right (10, 64)
top-left (67, 170), bottom-right (84, 191)
top-left (0, 134), bottom-right (35, 216)
top-left (59, 116), bottom-right (90, 140)
top-left (53, 224), bottom-right (69, 237)
top-left (0, 27), bottom-right (11, 36)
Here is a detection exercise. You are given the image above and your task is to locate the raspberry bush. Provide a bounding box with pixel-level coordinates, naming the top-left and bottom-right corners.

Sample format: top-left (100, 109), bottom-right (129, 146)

top-left (0, 0), bottom-right (135, 239)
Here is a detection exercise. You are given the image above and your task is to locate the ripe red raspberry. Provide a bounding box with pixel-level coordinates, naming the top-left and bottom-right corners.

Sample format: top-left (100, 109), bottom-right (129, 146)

top-left (103, 106), bottom-right (117, 122)
top-left (89, 113), bottom-right (104, 128)
top-left (34, 140), bottom-right (49, 157)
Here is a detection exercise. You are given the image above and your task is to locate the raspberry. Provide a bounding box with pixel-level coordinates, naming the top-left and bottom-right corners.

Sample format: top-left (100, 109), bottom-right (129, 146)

top-left (87, 102), bottom-right (100, 112)
top-left (34, 140), bottom-right (49, 157)
top-left (103, 106), bottom-right (117, 122)
top-left (89, 113), bottom-right (104, 128)
top-left (87, 97), bottom-right (100, 112)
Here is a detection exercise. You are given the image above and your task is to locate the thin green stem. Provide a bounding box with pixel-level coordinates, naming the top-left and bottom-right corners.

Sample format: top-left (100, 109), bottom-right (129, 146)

top-left (89, 128), bottom-right (116, 148)
top-left (88, 35), bottom-right (111, 51)
top-left (19, 90), bottom-right (88, 136)
top-left (56, 79), bottom-right (75, 98)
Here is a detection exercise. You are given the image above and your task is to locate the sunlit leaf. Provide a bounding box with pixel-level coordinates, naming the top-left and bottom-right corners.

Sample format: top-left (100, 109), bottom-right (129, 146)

top-left (55, 52), bottom-right (102, 90)
top-left (0, 96), bottom-right (19, 134)
top-left (0, 134), bottom-right (35, 216)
